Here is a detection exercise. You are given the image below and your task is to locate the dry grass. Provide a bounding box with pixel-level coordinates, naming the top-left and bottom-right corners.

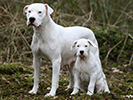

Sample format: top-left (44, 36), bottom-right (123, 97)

top-left (0, 0), bottom-right (132, 64)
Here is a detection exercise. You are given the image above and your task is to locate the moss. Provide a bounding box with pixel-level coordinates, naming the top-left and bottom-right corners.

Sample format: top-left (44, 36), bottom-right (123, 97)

top-left (0, 62), bottom-right (33, 75)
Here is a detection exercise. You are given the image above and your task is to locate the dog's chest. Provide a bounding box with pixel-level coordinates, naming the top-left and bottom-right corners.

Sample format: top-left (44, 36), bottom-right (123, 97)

top-left (80, 71), bottom-right (90, 82)
top-left (75, 62), bottom-right (91, 82)
top-left (75, 59), bottom-right (95, 75)
top-left (31, 38), bottom-right (55, 60)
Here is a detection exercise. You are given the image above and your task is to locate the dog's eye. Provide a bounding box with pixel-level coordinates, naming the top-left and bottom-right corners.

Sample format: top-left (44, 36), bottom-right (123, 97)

top-left (85, 45), bottom-right (88, 47)
top-left (77, 45), bottom-right (79, 47)
top-left (28, 10), bottom-right (31, 13)
top-left (38, 11), bottom-right (42, 14)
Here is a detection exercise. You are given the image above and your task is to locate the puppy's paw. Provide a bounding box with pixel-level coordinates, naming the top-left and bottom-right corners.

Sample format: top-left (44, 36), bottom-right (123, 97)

top-left (71, 88), bottom-right (79, 95)
top-left (87, 91), bottom-right (93, 96)
top-left (29, 89), bottom-right (38, 94)
top-left (65, 85), bottom-right (72, 91)
top-left (45, 92), bottom-right (55, 97)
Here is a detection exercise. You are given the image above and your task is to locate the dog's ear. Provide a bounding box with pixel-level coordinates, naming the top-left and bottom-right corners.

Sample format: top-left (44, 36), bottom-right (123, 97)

top-left (23, 5), bottom-right (29, 15)
top-left (71, 41), bottom-right (77, 50)
top-left (44, 4), bottom-right (54, 15)
top-left (87, 39), bottom-right (97, 48)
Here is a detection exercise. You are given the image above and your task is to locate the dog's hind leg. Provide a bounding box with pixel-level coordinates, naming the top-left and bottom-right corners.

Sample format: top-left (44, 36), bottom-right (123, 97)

top-left (102, 73), bottom-right (110, 93)
top-left (66, 62), bottom-right (75, 90)
top-left (95, 78), bottom-right (104, 94)
top-left (104, 80), bottom-right (110, 93)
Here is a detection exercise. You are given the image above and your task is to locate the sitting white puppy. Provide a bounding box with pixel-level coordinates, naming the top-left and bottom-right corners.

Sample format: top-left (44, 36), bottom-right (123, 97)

top-left (71, 38), bottom-right (110, 96)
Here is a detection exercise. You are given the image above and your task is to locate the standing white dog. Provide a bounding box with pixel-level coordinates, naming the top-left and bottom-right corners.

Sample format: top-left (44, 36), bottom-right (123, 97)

top-left (71, 39), bottom-right (110, 96)
top-left (23, 3), bottom-right (100, 96)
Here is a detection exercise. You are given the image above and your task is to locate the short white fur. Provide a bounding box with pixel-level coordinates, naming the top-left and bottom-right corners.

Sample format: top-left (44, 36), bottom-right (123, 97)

top-left (24, 3), bottom-right (101, 97)
top-left (71, 39), bottom-right (110, 95)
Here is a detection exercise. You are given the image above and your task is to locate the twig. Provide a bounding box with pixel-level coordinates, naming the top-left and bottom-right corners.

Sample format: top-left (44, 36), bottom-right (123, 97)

top-left (128, 34), bottom-right (133, 40)
top-left (117, 32), bottom-right (129, 62)
top-left (19, 51), bottom-right (32, 61)
top-left (7, 46), bottom-right (10, 62)
top-left (113, 0), bottom-right (132, 26)
top-left (104, 40), bottom-right (122, 64)
top-left (129, 53), bottom-right (133, 66)
top-left (82, 11), bottom-right (92, 27)
top-left (17, 28), bottom-right (31, 50)
top-left (78, 2), bottom-right (86, 15)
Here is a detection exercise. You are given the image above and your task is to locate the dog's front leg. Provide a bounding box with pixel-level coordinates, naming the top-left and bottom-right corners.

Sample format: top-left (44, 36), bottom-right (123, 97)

top-left (87, 74), bottom-right (96, 96)
top-left (71, 69), bottom-right (80, 95)
top-left (29, 56), bottom-right (41, 94)
top-left (45, 57), bottom-right (61, 97)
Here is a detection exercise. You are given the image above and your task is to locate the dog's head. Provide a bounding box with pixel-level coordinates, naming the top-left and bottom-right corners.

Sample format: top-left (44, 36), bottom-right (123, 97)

top-left (23, 3), bottom-right (53, 28)
top-left (71, 39), bottom-right (97, 58)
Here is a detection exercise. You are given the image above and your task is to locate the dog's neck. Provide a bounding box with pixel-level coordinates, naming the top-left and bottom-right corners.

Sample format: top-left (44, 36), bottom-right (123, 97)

top-left (33, 15), bottom-right (55, 32)
top-left (32, 15), bottom-right (56, 41)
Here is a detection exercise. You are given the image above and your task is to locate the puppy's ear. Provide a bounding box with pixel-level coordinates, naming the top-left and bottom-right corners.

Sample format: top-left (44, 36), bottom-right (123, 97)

top-left (44, 4), bottom-right (54, 15)
top-left (87, 39), bottom-right (97, 48)
top-left (71, 41), bottom-right (77, 50)
top-left (23, 5), bottom-right (29, 15)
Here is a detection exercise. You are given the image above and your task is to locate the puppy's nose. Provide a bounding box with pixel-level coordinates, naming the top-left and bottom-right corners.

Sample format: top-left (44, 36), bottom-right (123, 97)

top-left (80, 51), bottom-right (84, 55)
top-left (29, 17), bottom-right (35, 23)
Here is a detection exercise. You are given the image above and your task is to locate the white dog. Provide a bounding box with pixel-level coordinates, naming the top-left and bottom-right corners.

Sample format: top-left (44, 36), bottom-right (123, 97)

top-left (23, 3), bottom-right (100, 97)
top-left (71, 38), bottom-right (110, 96)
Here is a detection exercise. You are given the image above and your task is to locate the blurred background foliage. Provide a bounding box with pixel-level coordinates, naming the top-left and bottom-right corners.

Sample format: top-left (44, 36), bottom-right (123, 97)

top-left (0, 0), bottom-right (132, 66)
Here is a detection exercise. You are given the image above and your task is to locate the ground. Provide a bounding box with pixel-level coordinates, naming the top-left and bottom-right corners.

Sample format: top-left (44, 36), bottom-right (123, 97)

top-left (0, 62), bottom-right (133, 100)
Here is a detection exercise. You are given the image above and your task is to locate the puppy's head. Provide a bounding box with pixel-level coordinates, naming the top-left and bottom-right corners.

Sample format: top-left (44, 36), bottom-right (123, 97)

top-left (23, 3), bottom-right (53, 28)
top-left (71, 39), bottom-right (97, 58)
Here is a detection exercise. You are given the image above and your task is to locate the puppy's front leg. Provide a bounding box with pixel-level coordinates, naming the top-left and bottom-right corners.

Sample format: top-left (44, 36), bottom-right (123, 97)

top-left (45, 57), bottom-right (61, 97)
top-left (71, 70), bottom-right (80, 95)
top-left (29, 56), bottom-right (41, 94)
top-left (87, 74), bottom-right (96, 96)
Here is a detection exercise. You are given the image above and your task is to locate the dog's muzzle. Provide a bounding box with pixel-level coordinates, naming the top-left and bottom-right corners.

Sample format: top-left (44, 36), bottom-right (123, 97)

top-left (28, 17), bottom-right (36, 26)
top-left (28, 17), bottom-right (41, 28)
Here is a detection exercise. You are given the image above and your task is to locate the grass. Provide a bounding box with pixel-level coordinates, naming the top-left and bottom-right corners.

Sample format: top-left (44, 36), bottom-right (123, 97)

top-left (0, 62), bottom-right (133, 99)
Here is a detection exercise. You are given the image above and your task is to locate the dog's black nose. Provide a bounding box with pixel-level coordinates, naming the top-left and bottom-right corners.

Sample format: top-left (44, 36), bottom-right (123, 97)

top-left (29, 17), bottom-right (35, 23)
top-left (80, 51), bottom-right (84, 55)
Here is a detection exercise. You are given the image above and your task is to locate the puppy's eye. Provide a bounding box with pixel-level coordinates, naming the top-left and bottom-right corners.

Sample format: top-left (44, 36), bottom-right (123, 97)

top-left (85, 45), bottom-right (88, 47)
top-left (38, 11), bottom-right (42, 14)
top-left (77, 45), bottom-right (79, 47)
top-left (28, 10), bottom-right (31, 13)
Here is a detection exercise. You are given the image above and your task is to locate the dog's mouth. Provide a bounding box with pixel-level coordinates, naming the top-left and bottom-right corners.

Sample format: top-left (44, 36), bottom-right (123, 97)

top-left (79, 55), bottom-right (85, 58)
top-left (79, 55), bottom-right (86, 60)
top-left (27, 23), bottom-right (41, 28)
top-left (28, 23), bottom-right (34, 26)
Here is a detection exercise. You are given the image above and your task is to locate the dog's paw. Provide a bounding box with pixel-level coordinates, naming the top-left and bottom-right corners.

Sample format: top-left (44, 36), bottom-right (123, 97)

top-left (71, 88), bottom-right (79, 95)
top-left (65, 85), bottom-right (72, 91)
top-left (29, 89), bottom-right (38, 94)
top-left (105, 90), bottom-right (110, 93)
top-left (45, 92), bottom-right (55, 97)
top-left (87, 91), bottom-right (93, 96)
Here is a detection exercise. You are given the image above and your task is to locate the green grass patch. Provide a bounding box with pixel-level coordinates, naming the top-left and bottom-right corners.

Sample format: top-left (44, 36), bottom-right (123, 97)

top-left (0, 63), bottom-right (133, 99)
